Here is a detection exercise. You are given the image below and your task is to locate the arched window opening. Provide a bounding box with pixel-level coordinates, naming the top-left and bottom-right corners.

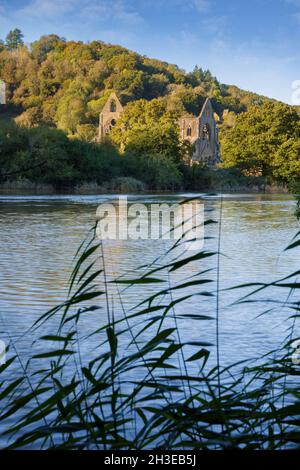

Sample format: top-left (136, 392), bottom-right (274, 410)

top-left (187, 126), bottom-right (192, 137)
top-left (202, 124), bottom-right (210, 141)
top-left (110, 100), bottom-right (117, 113)
top-left (109, 119), bottom-right (117, 130)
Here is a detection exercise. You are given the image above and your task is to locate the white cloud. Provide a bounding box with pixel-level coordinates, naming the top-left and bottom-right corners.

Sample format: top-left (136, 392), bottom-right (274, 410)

top-left (16, 0), bottom-right (142, 25)
top-left (79, 1), bottom-right (142, 25)
top-left (285, 0), bottom-right (300, 23)
top-left (141, 0), bottom-right (210, 13)
top-left (19, 0), bottom-right (76, 17)
top-left (199, 14), bottom-right (228, 36)
top-left (174, 30), bottom-right (199, 46)
top-left (192, 0), bottom-right (210, 12)
top-left (286, 0), bottom-right (300, 6)
top-left (11, 0), bottom-right (209, 29)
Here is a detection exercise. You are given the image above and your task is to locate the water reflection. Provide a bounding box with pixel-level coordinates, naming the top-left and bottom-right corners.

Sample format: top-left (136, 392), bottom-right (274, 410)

top-left (0, 193), bottom-right (299, 371)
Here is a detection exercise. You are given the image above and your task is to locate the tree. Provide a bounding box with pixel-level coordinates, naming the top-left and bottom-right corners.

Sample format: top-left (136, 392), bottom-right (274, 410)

top-left (6, 29), bottom-right (24, 51)
top-left (55, 79), bottom-right (89, 135)
top-left (0, 33), bottom-right (276, 137)
top-left (110, 98), bottom-right (185, 162)
top-left (166, 84), bottom-right (205, 115)
top-left (220, 102), bottom-right (300, 178)
top-left (122, 153), bottom-right (183, 190)
top-left (272, 140), bottom-right (300, 181)
top-left (30, 34), bottom-right (65, 63)
top-left (2, 32), bottom-right (296, 190)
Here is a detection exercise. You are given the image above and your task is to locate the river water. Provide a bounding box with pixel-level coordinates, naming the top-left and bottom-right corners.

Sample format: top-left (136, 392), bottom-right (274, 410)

top-left (0, 193), bottom-right (299, 443)
top-left (1, 193), bottom-right (299, 357)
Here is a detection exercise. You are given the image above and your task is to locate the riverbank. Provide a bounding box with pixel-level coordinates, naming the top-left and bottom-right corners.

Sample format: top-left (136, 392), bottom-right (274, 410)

top-left (0, 179), bottom-right (289, 195)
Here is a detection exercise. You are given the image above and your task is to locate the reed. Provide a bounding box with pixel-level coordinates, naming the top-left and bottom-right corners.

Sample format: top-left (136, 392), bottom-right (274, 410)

top-left (0, 200), bottom-right (299, 450)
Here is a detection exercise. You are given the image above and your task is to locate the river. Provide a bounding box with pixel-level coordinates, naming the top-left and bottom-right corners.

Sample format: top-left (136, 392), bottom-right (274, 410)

top-left (0, 193), bottom-right (299, 440)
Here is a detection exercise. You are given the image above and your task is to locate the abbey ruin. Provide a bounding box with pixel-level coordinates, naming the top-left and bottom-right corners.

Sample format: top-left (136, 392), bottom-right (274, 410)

top-left (0, 80), bottom-right (6, 105)
top-left (99, 93), bottom-right (220, 166)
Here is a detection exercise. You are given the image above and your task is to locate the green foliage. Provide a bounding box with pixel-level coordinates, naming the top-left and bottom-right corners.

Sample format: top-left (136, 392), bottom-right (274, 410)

top-left (0, 31), bottom-right (275, 138)
top-left (273, 139), bottom-right (300, 181)
top-left (288, 180), bottom-right (300, 219)
top-left (55, 79), bottom-right (90, 134)
top-left (0, 123), bottom-right (121, 187)
top-left (220, 102), bottom-right (300, 180)
top-left (123, 153), bottom-right (183, 190)
top-left (167, 84), bottom-right (206, 115)
top-left (0, 122), bottom-right (181, 190)
top-left (72, 139), bottom-right (122, 185)
top-left (110, 98), bottom-right (185, 162)
top-left (5, 28), bottom-right (24, 51)
top-left (0, 31), bottom-right (298, 189)
top-left (30, 34), bottom-right (66, 63)
top-left (109, 176), bottom-right (146, 193)
top-left (75, 124), bottom-right (97, 142)
top-left (0, 123), bottom-right (79, 186)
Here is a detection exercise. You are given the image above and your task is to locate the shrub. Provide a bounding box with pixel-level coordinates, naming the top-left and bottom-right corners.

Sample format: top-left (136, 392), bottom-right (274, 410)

top-left (109, 176), bottom-right (146, 193)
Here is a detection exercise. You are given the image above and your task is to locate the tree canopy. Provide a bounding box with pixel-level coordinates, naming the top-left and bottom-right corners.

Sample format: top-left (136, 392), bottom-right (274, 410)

top-left (0, 31), bottom-right (274, 138)
top-left (0, 30), bottom-right (299, 190)
top-left (220, 102), bottom-right (300, 182)
top-left (5, 29), bottom-right (24, 51)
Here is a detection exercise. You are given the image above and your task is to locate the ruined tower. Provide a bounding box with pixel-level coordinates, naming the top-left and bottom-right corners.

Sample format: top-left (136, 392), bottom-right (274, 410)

top-left (99, 92), bottom-right (124, 140)
top-left (178, 98), bottom-right (220, 166)
top-left (98, 93), bottom-right (220, 167)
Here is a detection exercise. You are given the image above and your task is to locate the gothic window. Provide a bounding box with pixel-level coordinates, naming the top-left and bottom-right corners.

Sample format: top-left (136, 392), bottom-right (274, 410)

top-left (109, 119), bottom-right (117, 131)
top-left (110, 100), bottom-right (117, 113)
top-left (187, 126), bottom-right (192, 137)
top-left (202, 124), bottom-right (210, 141)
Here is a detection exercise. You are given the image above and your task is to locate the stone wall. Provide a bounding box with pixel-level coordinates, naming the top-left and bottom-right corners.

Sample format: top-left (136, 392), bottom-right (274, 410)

top-left (98, 93), bottom-right (220, 167)
top-left (0, 80), bottom-right (6, 105)
top-left (99, 92), bottom-right (123, 140)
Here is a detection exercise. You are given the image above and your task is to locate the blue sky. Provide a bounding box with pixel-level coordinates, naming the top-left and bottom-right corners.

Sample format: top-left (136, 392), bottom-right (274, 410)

top-left (0, 0), bottom-right (299, 103)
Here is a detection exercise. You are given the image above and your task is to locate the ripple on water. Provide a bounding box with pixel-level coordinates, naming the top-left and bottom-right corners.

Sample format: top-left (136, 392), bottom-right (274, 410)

top-left (0, 194), bottom-right (299, 437)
